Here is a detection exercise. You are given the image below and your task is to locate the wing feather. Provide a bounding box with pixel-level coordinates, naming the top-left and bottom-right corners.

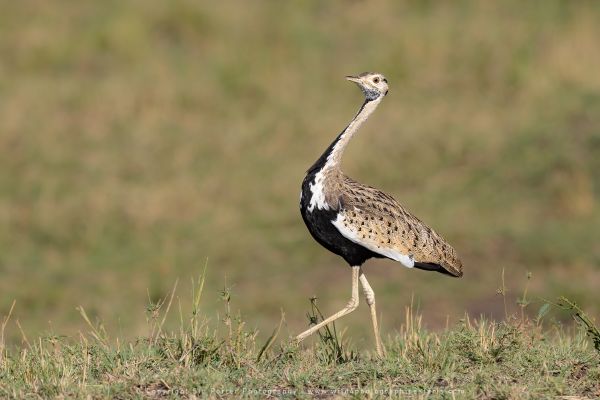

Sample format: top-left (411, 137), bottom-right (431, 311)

top-left (330, 176), bottom-right (463, 277)
top-left (331, 211), bottom-right (415, 268)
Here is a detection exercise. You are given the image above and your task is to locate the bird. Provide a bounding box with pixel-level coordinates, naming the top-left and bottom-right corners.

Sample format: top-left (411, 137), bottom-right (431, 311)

top-left (297, 72), bottom-right (463, 357)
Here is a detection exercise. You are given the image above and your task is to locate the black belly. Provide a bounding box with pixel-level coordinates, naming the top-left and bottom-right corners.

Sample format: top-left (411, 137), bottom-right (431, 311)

top-left (300, 179), bottom-right (380, 266)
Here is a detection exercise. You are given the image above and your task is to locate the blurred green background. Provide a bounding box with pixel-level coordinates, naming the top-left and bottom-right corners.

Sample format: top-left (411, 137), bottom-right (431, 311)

top-left (1, 0), bottom-right (599, 345)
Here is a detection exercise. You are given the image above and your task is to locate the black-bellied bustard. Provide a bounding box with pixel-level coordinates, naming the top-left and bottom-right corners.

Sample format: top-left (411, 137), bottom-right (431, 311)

top-left (298, 72), bottom-right (463, 357)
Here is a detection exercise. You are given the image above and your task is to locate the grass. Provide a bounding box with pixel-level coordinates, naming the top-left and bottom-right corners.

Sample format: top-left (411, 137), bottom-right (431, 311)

top-left (1, 277), bottom-right (599, 399)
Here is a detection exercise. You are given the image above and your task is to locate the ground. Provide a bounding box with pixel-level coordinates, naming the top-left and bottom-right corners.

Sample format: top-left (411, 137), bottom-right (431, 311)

top-left (1, 282), bottom-right (599, 398)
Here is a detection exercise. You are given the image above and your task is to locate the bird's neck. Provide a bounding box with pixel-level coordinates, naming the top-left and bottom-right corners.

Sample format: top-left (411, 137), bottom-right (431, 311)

top-left (308, 96), bottom-right (383, 175)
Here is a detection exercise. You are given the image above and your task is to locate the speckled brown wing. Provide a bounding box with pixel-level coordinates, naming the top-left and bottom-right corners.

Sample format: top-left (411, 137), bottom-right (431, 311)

top-left (332, 176), bottom-right (463, 277)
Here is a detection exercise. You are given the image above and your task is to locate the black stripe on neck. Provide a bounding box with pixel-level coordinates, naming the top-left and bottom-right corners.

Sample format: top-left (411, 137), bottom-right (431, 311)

top-left (363, 89), bottom-right (381, 102)
top-left (306, 99), bottom-right (371, 175)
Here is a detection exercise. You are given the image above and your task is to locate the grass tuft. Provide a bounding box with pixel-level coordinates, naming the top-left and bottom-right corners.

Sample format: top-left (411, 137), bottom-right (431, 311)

top-left (554, 296), bottom-right (600, 354)
top-left (307, 297), bottom-right (358, 364)
top-left (0, 284), bottom-right (599, 398)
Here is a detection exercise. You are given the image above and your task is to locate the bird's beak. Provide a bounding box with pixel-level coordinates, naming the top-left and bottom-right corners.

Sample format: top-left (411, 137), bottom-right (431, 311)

top-left (345, 75), bottom-right (361, 84)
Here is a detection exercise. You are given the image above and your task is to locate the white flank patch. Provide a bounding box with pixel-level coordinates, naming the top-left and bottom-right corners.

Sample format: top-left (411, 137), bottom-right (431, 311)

top-left (331, 213), bottom-right (415, 268)
top-left (307, 170), bottom-right (330, 212)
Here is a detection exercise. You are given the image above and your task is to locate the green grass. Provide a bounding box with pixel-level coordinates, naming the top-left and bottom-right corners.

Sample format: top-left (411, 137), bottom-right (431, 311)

top-left (1, 279), bottom-right (599, 399)
top-left (0, 0), bottom-right (599, 364)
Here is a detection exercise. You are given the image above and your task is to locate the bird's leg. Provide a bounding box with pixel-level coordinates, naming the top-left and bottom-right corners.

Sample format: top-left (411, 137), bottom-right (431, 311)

top-left (359, 269), bottom-right (385, 357)
top-left (295, 266), bottom-right (360, 343)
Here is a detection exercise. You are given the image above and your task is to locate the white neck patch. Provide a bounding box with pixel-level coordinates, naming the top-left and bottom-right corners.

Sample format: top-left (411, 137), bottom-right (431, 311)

top-left (307, 168), bottom-right (330, 212)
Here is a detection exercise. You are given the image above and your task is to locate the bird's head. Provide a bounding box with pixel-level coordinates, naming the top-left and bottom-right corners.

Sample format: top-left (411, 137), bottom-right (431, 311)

top-left (346, 72), bottom-right (389, 101)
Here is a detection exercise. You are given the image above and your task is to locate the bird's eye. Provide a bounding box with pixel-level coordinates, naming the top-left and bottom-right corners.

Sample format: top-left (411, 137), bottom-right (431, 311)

top-left (373, 77), bottom-right (380, 84)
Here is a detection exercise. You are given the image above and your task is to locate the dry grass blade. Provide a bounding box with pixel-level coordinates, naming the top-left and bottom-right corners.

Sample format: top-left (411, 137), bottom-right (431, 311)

top-left (257, 309), bottom-right (284, 362)
top-left (154, 279), bottom-right (178, 344)
top-left (0, 300), bottom-right (16, 365)
top-left (191, 259), bottom-right (209, 338)
top-left (77, 306), bottom-right (109, 350)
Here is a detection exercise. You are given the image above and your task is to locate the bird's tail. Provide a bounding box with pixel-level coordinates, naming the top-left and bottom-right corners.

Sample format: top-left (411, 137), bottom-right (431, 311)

top-left (414, 262), bottom-right (463, 277)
